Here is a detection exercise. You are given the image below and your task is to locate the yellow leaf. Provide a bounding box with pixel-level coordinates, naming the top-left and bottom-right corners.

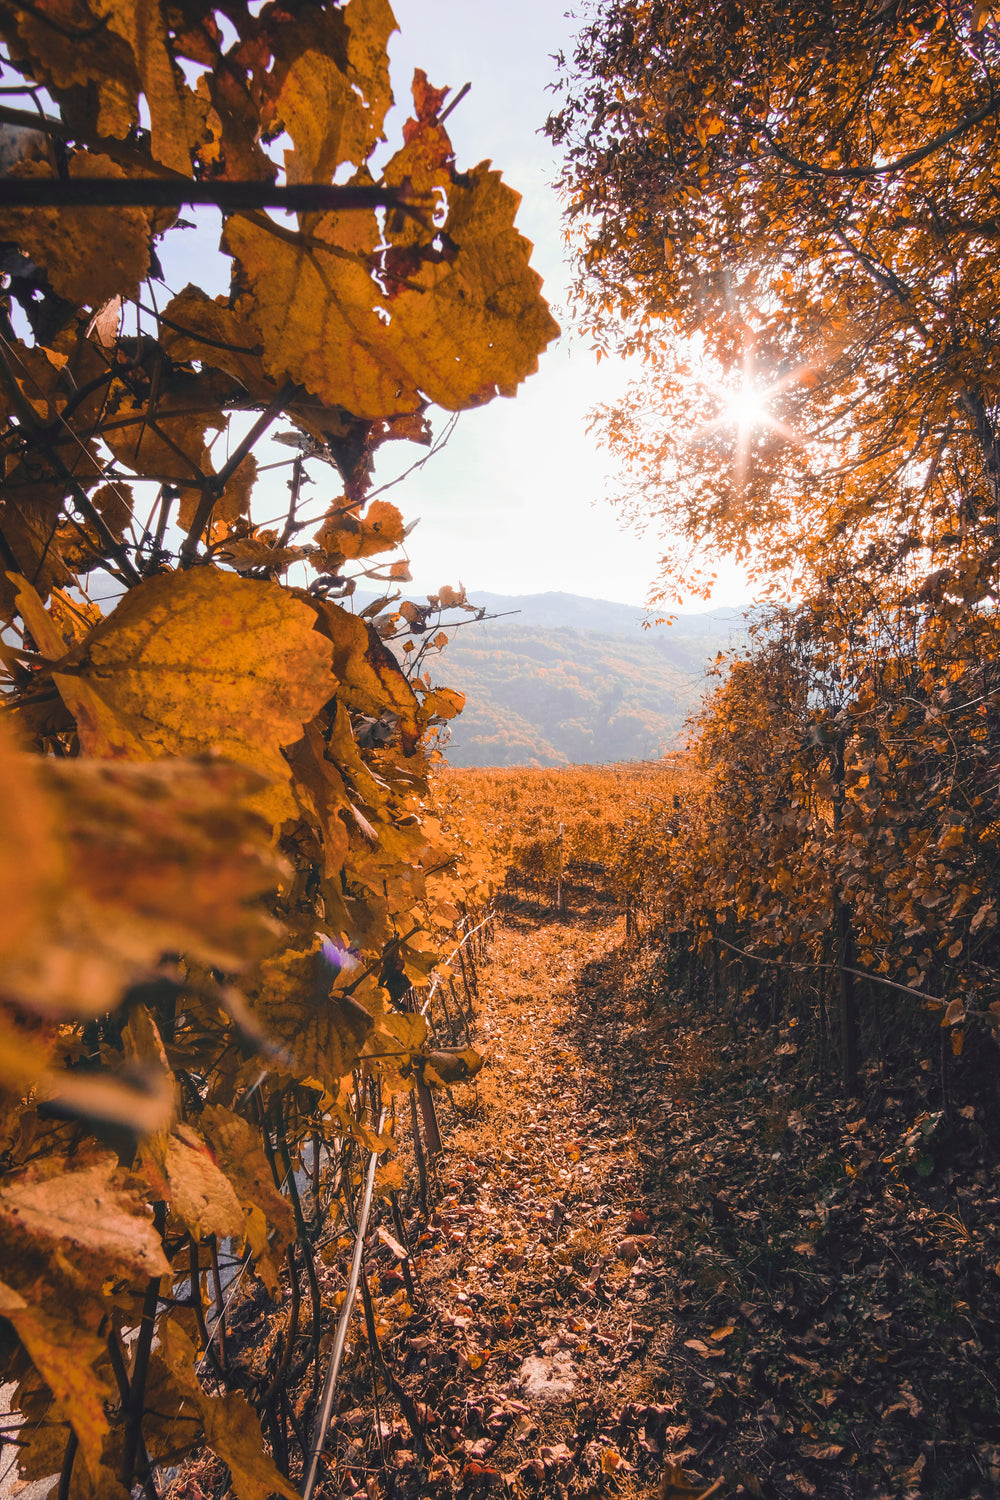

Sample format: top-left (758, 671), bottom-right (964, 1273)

top-left (0, 153), bottom-right (149, 308)
top-left (94, 0), bottom-right (211, 174)
top-left (375, 1157), bottom-right (407, 1198)
top-left (223, 163), bottom-right (559, 418)
top-left (8, 6), bottom-right (139, 139)
top-left (62, 570), bottom-right (334, 821)
top-left (99, 375), bottom-right (222, 486)
top-left (315, 498), bottom-right (406, 560)
top-left (0, 1281), bottom-right (111, 1478)
top-left (268, 0), bottom-right (394, 184)
top-left (141, 1124), bottom-right (246, 1241)
top-left (423, 686), bottom-right (465, 721)
top-left (0, 1152), bottom-right (169, 1289)
top-left (216, 536), bottom-right (308, 574)
top-left (159, 286), bottom-right (273, 397)
top-left (709, 1325), bottom-right (735, 1340)
top-left (200, 1391), bottom-right (300, 1500)
top-left (245, 939), bottom-right (375, 1092)
top-left (285, 721), bottom-right (352, 877)
top-left (9, 571), bottom-right (69, 660)
top-left (199, 1106), bottom-right (296, 1259)
top-left (0, 717), bottom-right (60, 969)
top-left (3, 756), bottom-right (285, 1017)
top-left (306, 599), bottom-right (421, 748)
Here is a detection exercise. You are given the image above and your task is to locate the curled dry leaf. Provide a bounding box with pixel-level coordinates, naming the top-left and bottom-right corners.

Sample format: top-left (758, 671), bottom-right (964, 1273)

top-left (421, 1045), bottom-right (484, 1086)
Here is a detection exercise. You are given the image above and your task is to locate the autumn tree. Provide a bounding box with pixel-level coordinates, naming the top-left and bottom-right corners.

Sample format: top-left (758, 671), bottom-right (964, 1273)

top-left (548, 0), bottom-right (1000, 604)
top-left (0, 3), bottom-right (557, 1496)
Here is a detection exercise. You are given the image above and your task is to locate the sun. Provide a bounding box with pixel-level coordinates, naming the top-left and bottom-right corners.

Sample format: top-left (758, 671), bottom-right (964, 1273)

top-left (720, 383), bottom-right (770, 432)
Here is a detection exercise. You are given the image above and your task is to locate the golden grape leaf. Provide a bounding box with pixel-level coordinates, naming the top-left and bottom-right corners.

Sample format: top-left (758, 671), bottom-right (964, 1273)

top-left (199, 1106), bottom-right (296, 1256)
top-left (154, 1317), bottom-right (204, 1404)
top-left (267, 0), bottom-right (395, 185)
top-left (93, 0), bottom-right (212, 174)
top-left (285, 722), bottom-right (352, 877)
top-left (384, 160), bottom-right (561, 405)
top-left (152, 1323), bottom-right (298, 1496)
top-left (245, 940), bottom-right (374, 1091)
top-left (9, 2), bottom-right (140, 139)
top-left (315, 498), bottom-right (406, 560)
top-left (0, 474), bottom-right (73, 622)
top-left (307, 598), bottom-right (420, 744)
top-left (158, 286), bottom-right (274, 397)
top-left (366, 1008), bottom-right (427, 1063)
top-left (100, 380), bottom-right (220, 487)
top-left (2, 755), bottom-right (285, 1017)
top-left (0, 1153), bottom-right (169, 1291)
top-left (222, 205), bottom-right (394, 415)
top-left (223, 159), bottom-right (559, 417)
top-left (200, 1391), bottom-right (300, 1500)
top-left (0, 719), bottom-right (60, 966)
top-left (0, 154), bottom-right (150, 308)
top-left (140, 1124), bottom-right (245, 1241)
top-left (60, 570), bottom-right (334, 820)
top-left (423, 686), bottom-right (465, 721)
top-left (0, 1282), bottom-right (111, 1479)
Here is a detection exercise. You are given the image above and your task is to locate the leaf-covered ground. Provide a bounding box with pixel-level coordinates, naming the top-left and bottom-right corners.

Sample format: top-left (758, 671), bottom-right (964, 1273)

top-left (168, 890), bottom-right (1000, 1500)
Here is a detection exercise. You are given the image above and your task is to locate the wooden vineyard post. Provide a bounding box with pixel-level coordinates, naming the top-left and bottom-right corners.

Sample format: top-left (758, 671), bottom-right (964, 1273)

top-left (556, 823), bottom-right (564, 913)
top-left (414, 1069), bottom-right (442, 1158)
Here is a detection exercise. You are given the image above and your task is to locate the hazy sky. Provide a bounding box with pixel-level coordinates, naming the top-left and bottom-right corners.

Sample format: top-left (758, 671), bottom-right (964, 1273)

top-left (382, 0), bottom-right (741, 609)
top-left (156, 0), bottom-right (749, 610)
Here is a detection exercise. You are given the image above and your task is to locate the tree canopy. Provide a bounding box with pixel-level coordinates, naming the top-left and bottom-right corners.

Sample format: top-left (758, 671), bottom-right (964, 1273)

top-left (548, 0), bottom-right (1000, 604)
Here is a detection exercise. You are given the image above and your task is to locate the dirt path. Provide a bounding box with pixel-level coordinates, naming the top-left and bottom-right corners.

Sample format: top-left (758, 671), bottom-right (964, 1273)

top-left (398, 899), bottom-right (662, 1489)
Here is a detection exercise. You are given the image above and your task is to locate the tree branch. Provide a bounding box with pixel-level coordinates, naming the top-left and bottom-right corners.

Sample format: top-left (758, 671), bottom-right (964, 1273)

top-left (0, 176), bottom-right (417, 215)
top-left (762, 90), bottom-right (1000, 180)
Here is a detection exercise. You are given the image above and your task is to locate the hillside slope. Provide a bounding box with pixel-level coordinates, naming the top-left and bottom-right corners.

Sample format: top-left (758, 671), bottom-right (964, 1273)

top-left (424, 599), bottom-right (743, 767)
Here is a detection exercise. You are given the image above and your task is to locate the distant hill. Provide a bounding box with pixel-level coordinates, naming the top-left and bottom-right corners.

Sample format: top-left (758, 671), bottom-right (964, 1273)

top-left (466, 590), bottom-right (744, 638)
top-left (416, 592), bottom-right (746, 768)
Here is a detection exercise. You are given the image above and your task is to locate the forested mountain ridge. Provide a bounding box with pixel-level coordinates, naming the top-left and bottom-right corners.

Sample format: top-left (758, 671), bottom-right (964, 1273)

top-left (420, 594), bottom-right (743, 767)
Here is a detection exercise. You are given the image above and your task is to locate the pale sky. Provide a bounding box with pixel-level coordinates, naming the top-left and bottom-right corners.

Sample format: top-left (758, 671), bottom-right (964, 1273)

top-left (382, 0), bottom-right (749, 609)
top-left (155, 0), bottom-right (750, 610)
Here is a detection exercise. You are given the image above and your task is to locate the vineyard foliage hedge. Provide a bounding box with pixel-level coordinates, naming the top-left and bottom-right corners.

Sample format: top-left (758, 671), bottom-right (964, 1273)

top-left (0, 3), bottom-right (555, 1495)
top-left (439, 759), bottom-right (685, 895)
